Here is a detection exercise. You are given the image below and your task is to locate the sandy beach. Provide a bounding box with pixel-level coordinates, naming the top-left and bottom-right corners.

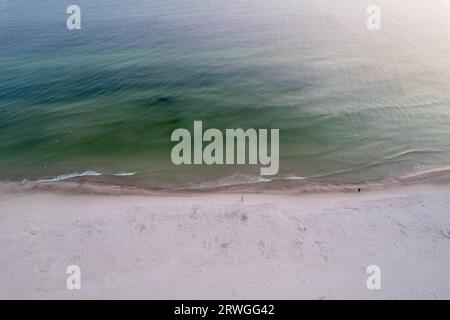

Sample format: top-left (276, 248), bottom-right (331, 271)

top-left (0, 183), bottom-right (449, 299)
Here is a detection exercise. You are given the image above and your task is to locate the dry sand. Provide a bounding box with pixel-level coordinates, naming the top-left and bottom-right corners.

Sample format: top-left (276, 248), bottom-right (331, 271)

top-left (0, 184), bottom-right (449, 299)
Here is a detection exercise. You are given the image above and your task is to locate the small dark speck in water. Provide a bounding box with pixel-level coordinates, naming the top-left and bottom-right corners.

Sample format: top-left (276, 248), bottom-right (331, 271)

top-left (156, 96), bottom-right (174, 104)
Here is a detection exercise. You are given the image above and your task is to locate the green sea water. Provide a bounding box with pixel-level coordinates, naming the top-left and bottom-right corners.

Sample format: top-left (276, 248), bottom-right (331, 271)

top-left (1, 0), bottom-right (450, 189)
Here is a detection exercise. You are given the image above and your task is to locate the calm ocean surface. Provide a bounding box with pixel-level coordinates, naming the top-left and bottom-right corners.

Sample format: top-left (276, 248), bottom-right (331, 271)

top-left (1, 0), bottom-right (450, 190)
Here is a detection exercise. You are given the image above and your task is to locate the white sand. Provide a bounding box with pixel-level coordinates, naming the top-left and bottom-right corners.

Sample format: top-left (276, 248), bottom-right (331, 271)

top-left (0, 184), bottom-right (449, 299)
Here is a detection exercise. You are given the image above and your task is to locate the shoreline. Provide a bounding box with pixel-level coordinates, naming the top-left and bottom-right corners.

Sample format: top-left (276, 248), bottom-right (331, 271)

top-left (2, 166), bottom-right (450, 197)
top-left (1, 183), bottom-right (449, 299)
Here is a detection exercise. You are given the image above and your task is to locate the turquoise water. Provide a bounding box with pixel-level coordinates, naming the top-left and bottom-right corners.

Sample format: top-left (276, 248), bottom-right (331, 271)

top-left (1, 0), bottom-right (450, 189)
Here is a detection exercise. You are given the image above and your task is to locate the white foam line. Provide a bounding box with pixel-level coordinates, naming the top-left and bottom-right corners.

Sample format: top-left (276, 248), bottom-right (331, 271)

top-left (114, 172), bottom-right (136, 176)
top-left (38, 170), bottom-right (102, 183)
top-left (283, 176), bottom-right (307, 180)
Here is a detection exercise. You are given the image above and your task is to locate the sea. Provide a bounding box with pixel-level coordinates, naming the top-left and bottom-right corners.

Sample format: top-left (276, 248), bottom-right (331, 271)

top-left (1, 0), bottom-right (450, 191)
